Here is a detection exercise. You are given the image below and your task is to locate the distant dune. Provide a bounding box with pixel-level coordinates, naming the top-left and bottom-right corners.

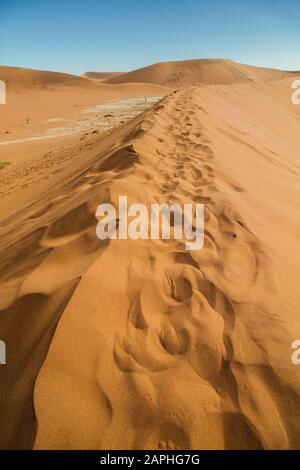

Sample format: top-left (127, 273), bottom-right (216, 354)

top-left (0, 65), bottom-right (98, 92)
top-left (82, 72), bottom-right (124, 81)
top-left (103, 58), bottom-right (294, 86)
top-left (1, 61), bottom-right (294, 94)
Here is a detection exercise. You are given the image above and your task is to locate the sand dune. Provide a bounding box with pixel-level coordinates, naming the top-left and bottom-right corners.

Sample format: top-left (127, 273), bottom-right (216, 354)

top-left (0, 70), bottom-right (300, 449)
top-left (33, 79), bottom-right (300, 450)
top-left (0, 65), bottom-right (97, 92)
top-left (103, 59), bottom-right (295, 86)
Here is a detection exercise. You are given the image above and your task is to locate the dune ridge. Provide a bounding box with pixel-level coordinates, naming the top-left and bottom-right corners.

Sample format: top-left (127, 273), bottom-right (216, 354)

top-left (0, 76), bottom-right (300, 449)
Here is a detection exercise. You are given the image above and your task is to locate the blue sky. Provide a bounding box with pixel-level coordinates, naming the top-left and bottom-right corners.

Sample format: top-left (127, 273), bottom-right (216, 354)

top-left (0, 0), bottom-right (299, 75)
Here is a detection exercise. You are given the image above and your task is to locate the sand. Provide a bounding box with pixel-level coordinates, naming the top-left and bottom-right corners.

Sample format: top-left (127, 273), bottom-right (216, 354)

top-left (103, 58), bottom-right (296, 86)
top-left (0, 66), bottom-right (168, 218)
top-left (0, 66), bottom-right (168, 154)
top-left (0, 61), bottom-right (300, 450)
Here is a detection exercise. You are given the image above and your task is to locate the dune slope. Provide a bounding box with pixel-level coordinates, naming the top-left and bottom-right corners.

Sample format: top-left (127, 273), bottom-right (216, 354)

top-left (0, 65), bottom-right (97, 92)
top-left (0, 77), bottom-right (300, 449)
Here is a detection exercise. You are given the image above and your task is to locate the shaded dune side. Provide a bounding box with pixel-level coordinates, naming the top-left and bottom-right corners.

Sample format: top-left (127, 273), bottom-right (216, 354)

top-left (0, 111), bottom-right (152, 449)
top-left (25, 88), bottom-right (300, 449)
top-left (0, 280), bottom-right (79, 449)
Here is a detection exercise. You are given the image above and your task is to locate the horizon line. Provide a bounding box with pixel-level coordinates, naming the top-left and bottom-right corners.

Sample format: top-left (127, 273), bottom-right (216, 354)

top-left (1, 57), bottom-right (299, 78)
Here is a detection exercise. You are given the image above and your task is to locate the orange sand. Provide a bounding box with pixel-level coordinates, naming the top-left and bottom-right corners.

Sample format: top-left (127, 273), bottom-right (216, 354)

top-left (0, 62), bottom-right (300, 450)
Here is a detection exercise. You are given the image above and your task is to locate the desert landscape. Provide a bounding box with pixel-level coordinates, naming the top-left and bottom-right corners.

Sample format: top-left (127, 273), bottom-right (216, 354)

top-left (0, 56), bottom-right (300, 451)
